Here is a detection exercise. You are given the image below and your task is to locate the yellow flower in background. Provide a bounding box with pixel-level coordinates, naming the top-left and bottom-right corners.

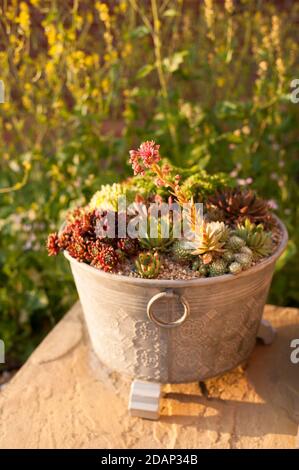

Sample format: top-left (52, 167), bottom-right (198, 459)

top-left (261, 24), bottom-right (271, 51)
top-left (9, 35), bottom-right (18, 46)
top-left (44, 24), bottom-right (56, 45)
top-left (13, 50), bottom-right (20, 65)
top-left (259, 61), bottom-right (268, 72)
top-left (104, 31), bottom-right (113, 46)
top-left (73, 15), bottom-right (83, 30)
top-left (95, 2), bottom-right (110, 25)
top-left (104, 50), bottom-right (118, 64)
top-left (224, 0), bottom-right (234, 14)
top-left (30, 202), bottom-right (38, 211)
top-left (271, 15), bottom-right (285, 87)
top-left (86, 12), bottom-right (93, 24)
top-left (23, 161), bottom-right (32, 172)
top-left (50, 164), bottom-right (60, 178)
top-left (71, 50), bottom-right (85, 63)
top-left (92, 53), bottom-right (100, 65)
top-left (24, 83), bottom-right (32, 92)
top-left (1, 102), bottom-right (10, 111)
top-left (120, 1), bottom-right (127, 13)
top-left (17, 2), bottom-right (30, 36)
top-left (5, 5), bottom-right (17, 22)
top-left (271, 15), bottom-right (281, 52)
top-left (115, 1), bottom-right (127, 14)
top-left (122, 43), bottom-right (132, 58)
top-left (204, 0), bottom-right (215, 40)
top-left (49, 43), bottom-right (63, 59)
top-left (45, 61), bottom-right (55, 77)
top-left (91, 89), bottom-right (100, 98)
top-left (66, 30), bottom-right (76, 42)
top-left (95, 1), bottom-right (117, 65)
top-left (216, 77), bottom-right (225, 88)
top-left (52, 99), bottom-right (64, 109)
top-left (85, 55), bottom-right (95, 67)
top-left (101, 78), bottom-right (110, 94)
top-left (276, 57), bottom-right (284, 75)
top-left (22, 95), bottom-right (31, 109)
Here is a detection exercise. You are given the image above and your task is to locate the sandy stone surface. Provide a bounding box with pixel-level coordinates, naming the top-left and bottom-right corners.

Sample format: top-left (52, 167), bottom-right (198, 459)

top-left (0, 302), bottom-right (298, 449)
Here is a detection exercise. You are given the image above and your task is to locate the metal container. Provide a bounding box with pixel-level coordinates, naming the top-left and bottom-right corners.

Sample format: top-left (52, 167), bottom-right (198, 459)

top-left (64, 218), bottom-right (287, 384)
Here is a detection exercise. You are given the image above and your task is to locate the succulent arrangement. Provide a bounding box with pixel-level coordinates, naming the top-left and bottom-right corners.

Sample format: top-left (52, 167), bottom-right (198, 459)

top-left (47, 141), bottom-right (279, 280)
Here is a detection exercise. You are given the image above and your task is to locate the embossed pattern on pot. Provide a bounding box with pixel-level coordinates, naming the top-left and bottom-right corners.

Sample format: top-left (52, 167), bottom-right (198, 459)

top-left (65, 217), bottom-right (288, 383)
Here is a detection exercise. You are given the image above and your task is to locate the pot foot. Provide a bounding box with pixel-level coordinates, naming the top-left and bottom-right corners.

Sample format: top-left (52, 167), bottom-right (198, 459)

top-left (128, 380), bottom-right (162, 420)
top-left (257, 318), bottom-right (276, 345)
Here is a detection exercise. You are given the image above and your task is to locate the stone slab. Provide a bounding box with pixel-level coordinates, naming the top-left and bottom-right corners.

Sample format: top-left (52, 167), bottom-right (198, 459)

top-left (0, 302), bottom-right (298, 449)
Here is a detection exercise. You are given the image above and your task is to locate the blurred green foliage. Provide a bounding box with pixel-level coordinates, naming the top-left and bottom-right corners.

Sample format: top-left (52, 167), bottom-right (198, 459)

top-left (0, 0), bottom-right (298, 364)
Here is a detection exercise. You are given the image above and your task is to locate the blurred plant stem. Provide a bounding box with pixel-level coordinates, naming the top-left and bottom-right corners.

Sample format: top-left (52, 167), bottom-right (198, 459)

top-left (0, 162), bottom-right (31, 194)
top-left (129, 0), bottom-right (179, 160)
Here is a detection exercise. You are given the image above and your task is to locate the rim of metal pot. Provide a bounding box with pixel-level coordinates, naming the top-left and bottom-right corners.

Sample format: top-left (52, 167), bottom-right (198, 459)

top-left (63, 215), bottom-right (288, 288)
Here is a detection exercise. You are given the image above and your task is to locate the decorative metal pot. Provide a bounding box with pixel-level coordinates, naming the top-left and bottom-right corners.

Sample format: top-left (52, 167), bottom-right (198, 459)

top-left (64, 217), bottom-right (287, 384)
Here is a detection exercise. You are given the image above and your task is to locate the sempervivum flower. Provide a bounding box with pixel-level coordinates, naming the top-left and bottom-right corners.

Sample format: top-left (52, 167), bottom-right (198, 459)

top-left (91, 245), bottom-right (119, 272)
top-left (80, 211), bottom-right (96, 234)
top-left (72, 210), bottom-right (96, 238)
top-left (191, 221), bottom-right (229, 264)
top-left (47, 232), bottom-right (60, 256)
top-left (129, 140), bottom-right (161, 175)
top-left (65, 207), bottom-right (86, 224)
top-left (117, 237), bottom-right (140, 256)
top-left (58, 227), bottom-right (72, 250)
top-left (207, 189), bottom-right (271, 226)
top-left (87, 239), bottom-right (105, 261)
top-left (64, 208), bottom-right (97, 239)
top-left (67, 235), bottom-right (87, 262)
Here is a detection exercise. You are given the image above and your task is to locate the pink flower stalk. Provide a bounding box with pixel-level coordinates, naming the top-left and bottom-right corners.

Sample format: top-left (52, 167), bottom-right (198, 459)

top-left (129, 140), bottom-right (161, 175)
top-left (129, 140), bottom-right (195, 228)
top-left (155, 177), bottom-right (164, 187)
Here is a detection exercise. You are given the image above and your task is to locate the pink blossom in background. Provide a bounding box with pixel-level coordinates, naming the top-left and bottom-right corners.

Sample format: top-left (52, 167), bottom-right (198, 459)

top-left (237, 177), bottom-right (253, 186)
top-left (129, 140), bottom-right (161, 175)
top-left (268, 199), bottom-right (278, 210)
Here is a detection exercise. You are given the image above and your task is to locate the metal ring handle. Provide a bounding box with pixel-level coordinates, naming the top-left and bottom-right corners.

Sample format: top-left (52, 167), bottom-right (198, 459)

top-left (147, 290), bottom-right (190, 329)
